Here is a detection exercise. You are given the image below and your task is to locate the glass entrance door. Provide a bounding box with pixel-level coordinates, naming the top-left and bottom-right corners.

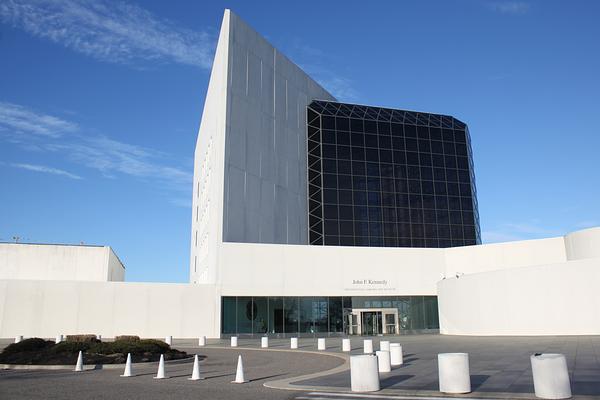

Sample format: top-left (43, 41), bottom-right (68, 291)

top-left (361, 311), bottom-right (382, 335)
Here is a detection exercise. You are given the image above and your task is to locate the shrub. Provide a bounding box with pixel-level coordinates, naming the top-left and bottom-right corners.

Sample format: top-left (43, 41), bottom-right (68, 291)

top-left (2, 338), bottom-right (53, 355)
top-left (114, 335), bottom-right (140, 342)
top-left (89, 339), bottom-right (170, 356)
top-left (50, 341), bottom-right (91, 354)
top-left (66, 334), bottom-right (98, 343)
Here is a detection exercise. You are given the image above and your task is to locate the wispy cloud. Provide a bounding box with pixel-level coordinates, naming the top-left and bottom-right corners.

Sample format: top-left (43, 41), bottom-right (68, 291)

top-left (488, 1), bottom-right (530, 15)
top-left (0, 0), bottom-right (215, 68)
top-left (11, 163), bottom-right (82, 180)
top-left (0, 102), bottom-right (78, 138)
top-left (483, 220), bottom-right (561, 244)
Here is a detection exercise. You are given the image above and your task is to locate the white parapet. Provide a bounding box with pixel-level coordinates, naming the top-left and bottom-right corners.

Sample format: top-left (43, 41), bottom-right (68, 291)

top-left (198, 336), bottom-right (206, 346)
top-left (379, 340), bottom-right (390, 351)
top-left (342, 338), bottom-right (351, 352)
top-left (317, 338), bottom-right (326, 351)
top-left (390, 343), bottom-right (403, 366)
top-left (531, 354), bottom-right (572, 399)
top-left (350, 354), bottom-right (380, 392)
top-left (363, 339), bottom-right (373, 354)
top-left (261, 337), bottom-right (269, 348)
top-left (438, 353), bottom-right (471, 394)
top-left (290, 337), bottom-right (298, 349)
top-left (230, 336), bottom-right (238, 347)
top-left (376, 350), bottom-right (391, 373)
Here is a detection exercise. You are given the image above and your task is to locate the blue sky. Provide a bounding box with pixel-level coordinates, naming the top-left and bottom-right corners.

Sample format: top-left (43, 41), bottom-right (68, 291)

top-left (1, 0), bottom-right (598, 283)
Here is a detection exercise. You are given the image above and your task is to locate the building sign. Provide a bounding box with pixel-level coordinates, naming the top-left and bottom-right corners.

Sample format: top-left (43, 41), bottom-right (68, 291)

top-left (344, 277), bottom-right (397, 291)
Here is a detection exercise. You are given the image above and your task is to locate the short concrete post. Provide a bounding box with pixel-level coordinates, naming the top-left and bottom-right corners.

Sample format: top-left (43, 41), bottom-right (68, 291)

top-left (350, 354), bottom-right (380, 392)
top-left (14, 335), bottom-right (23, 344)
top-left (165, 336), bottom-right (172, 346)
top-left (318, 338), bottom-right (326, 350)
top-left (342, 338), bottom-right (351, 352)
top-left (231, 355), bottom-right (248, 383)
top-left (55, 334), bottom-right (63, 344)
top-left (154, 354), bottom-right (166, 379)
top-left (379, 340), bottom-right (390, 351)
top-left (438, 353), bottom-right (471, 394)
top-left (290, 337), bottom-right (298, 349)
top-left (188, 354), bottom-right (204, 380)
top-left (363, 339), bottom-right (373, 354)
top-left (120, 353), bottom-right (133, 377)
top-left (230, 336), bottom-right (238, 347)
top-left (376, 350), bottom-right (391, 373)
top-left (74, 351), bottom-right (83, 372)
top-left (198, 336), bottom-right (206, 346)
top-left (390, 343), bottom-right (403, 366)
top-left (96, 334), bottom-right (102, 341)
top-left (531, 353), bottom-right (572, 399)
top-left (261, 337), bottom-right (269, 348)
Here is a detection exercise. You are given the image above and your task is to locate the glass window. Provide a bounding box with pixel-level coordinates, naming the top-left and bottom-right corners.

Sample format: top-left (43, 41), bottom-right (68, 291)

top-left (222, 297), bottom-right (237, 334)
top-left (284, 297), bottom-right (299, 334)
top-left (237, 297), bottom-right (253, 333)
top-left (254, 297), bottom-right (268, 334)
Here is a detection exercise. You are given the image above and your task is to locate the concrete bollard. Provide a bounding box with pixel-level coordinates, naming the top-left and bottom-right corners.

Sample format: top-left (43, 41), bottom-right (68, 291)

top-left (531, 353), bottom-right (572, 399)
top-left (438, 353), bottom-right (471, 394)
top-left (261, 337), bottom-right (269, 348)
top-left (350, 354), bottom-right (380, 392)
top-left (165, 336), bottom-right (172, 346)
top-left (342, 338), bottom-right (351, 352)
top-left (198, 336), bottom-right (206, 346)
top-left (189, 354), bottom-right (204, 380)
top-left (318, 338), bottom-right (326, 351)
top-left (154, 354), bottom-right (166, 379)
top-left (390, 343), bottom-right (403, 366)
top-left (231, 355), bottom-right (248, 383)
top-left (120, 353), bottom-right (133, 377)
top-left (379, 340), bottom-right (390, 351)
top-left (376, 350), bottom-right (391, 373)
top-left (96, 334), bottom-right (102, 341)
top-left (363, 339), bottom-right (374, 354)
top-left (14, 335), bottom-right (23, 344)
top-left (230, 336), bottom-right (238, 347)
top-left (74, 351), bottom-right (84, 372)
top-left (290, 337), bottom-right (298, 349)
top-left (55, 334), bottom-right (63, 344)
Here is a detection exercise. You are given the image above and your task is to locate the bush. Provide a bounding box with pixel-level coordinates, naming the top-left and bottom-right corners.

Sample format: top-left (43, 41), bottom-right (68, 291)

top-left (66, 334), bottom-right (98, 343)
top-left (114, 335), bottom-right (140, 342)
top-left (2, 338), bottom-right (53, 355)
top-left (50, 341), bottom-right (91, 354)
top-left (89, 339), bottom-right (170, 356)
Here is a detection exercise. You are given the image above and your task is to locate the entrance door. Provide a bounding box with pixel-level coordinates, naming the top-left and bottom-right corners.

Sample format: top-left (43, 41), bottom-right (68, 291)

top-left (361, 311), bottom-right (382, 335)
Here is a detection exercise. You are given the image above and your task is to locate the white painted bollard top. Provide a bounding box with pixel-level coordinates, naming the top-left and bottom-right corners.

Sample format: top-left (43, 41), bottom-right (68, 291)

top-left (531, 353), bottom-right (572, 399)
top-left (376, 350), bottom-right (391, 373)
top-left (350, 354), bottom-right (380, 392)
top-left (363, 339), bottom-right (374, 354)
top-left (438, 353), bottom-right (471, 394)
top-left (317, 338), bottom-right (326, 350)
top-left (230, 336), bottom-right (238, 347)
top-left (261, 337), bottom-right (269, 348)
top-left (390, 343), bottom-right (403, 366)
top-left (342, 338), bottom-right (351, 352)
top-left (290, 337), bottom-right (298, 349)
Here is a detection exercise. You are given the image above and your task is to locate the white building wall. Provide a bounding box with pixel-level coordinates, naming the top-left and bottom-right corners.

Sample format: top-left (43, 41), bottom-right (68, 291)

top-left (0, 280), bottom-right (218, 339)
top-left (0, 244), bottom-right (125, 282)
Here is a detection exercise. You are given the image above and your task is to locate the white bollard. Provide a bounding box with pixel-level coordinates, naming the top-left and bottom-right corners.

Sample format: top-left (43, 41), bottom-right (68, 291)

top-left (531, 353), bottom-right (572, 399)
top-left (14, 335), bottom-right (23, 344)
top-left (120, 353), bottom-right (133, 377)
top-left (55, 334), bottom-right (63, 344)
top-left (198, 336), bottom-right (206, 346)
top-left (363, 339), bottom-right (374, 354)
top-left (96, 334), bottom-right (102, 341)
top-left (230, 336), bottom-right (238, 347)
top-left (261, 337), bottom-right (269, 348)
top-left (318, 338), bottom-right (326, 351)
top-left (390, 343), bottom-right (403, 366)
top-left (165, 336), bottom-right (172, 346)
top-left (154, 354), bottom-right (166, 379)
top-left (231, 355), bottom-right (248, 383)
top-left (350, 354), bottom-right (380, 392)
top-left (376, 350), bottom-right (391, 373)
top-left (74, 351), bottom-right (83, 372)
top-left (290, 337), bottom-right (298, 349)
top-left (380, 340), bottom-right (390, 351)
top-left (188, 354), bottom-right (204, 380)
top-left (438, 353), bottom-right (471, 394)
top-left (342, 338), bottom-right (351, 352)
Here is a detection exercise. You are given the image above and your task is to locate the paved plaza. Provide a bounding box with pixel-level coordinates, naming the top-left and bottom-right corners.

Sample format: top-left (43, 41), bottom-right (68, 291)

top-left (1, 335), bottom-right (600, 399)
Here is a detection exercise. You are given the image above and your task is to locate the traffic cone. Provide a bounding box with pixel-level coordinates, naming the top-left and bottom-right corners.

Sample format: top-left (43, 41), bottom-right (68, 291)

top-left (74, 351), bottom-right (83, 372)
top-left (154, 354), bottom-right (166, 379)
top-left (188, 354), bottom-right (204, 380)
top-left (120, 353), bottom-right (133, 377)
top-left (231, 355), bottom-right (248, 383)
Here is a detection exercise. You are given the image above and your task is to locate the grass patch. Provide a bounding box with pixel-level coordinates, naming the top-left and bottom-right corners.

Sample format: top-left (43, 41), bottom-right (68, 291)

top-left (0, 338), bottom-right (188, 365)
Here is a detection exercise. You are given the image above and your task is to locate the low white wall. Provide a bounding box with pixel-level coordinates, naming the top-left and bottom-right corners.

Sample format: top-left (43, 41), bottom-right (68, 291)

top-left (0, 244), bottom-right (125, 282)
top-left (0, 280), bottom-right (218, 338)
top-left (438, 257), bottom-right (600, 335)
top-left (564, 227), bottom-right (600, 261)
